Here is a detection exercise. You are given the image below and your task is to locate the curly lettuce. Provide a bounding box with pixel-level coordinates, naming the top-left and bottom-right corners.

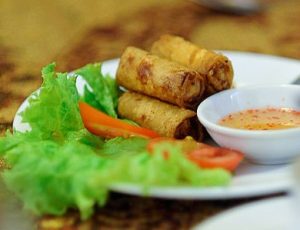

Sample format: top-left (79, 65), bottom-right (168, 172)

top-left (21, 63), bottom-right (84, 142)
top-left (0, 138), bottom-right (230, 219)
top-left (0, 63), bottom-right (231, 220)
top-left (75, 63), bottom-right (119, 118)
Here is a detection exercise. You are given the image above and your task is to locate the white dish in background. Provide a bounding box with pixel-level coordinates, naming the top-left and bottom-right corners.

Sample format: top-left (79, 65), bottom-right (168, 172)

top-left (13, 51), bottom-right (300, 199)
top-left (193, 197), bottom-right (294, 230)
top-left (197, 85), bottom-right (300, 164)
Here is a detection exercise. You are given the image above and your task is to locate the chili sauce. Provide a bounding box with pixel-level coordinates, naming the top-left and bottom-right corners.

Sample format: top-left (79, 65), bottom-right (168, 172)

top-left (219, 108), bottom-right (300, 130)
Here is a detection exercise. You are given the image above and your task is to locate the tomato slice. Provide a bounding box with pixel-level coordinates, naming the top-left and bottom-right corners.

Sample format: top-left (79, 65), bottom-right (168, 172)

top-left (147, 137), bottom-right (244, 171)
top-left (147, 137), bottom-right (175, 153)
top-left (147, 137), bottom-right (207, 159)
top-left (187, 147), bottom-right (244, 172)
top-left (146, 137), bottom-right (176, 159)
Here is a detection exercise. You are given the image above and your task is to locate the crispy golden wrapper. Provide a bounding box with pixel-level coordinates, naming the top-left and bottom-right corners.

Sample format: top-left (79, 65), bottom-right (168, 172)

top-left (116, 46), bottom-right (206, 110)
top-left (118, 92), bottom-right (203, 141)
top-left (151, 34), bottom-right (234, 96)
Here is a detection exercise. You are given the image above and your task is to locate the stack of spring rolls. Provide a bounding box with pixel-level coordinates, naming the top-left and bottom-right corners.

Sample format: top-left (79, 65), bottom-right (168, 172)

top-left (116, 34), bottom-right (234, 141)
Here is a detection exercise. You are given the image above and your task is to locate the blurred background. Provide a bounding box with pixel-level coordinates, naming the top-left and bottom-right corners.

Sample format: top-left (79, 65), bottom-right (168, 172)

top-left (1, 0), bottom-right (300, 229)
top-left (1, 0), bottom-right (300, 125)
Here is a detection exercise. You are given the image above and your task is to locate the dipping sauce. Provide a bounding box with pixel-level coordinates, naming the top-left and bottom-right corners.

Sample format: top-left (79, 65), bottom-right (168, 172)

top-left (219, 107), bottom-right (300, 130)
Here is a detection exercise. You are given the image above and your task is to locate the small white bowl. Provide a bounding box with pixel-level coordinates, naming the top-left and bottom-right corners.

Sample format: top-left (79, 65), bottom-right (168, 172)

top-left (197, 84), bottom-right (300, 165)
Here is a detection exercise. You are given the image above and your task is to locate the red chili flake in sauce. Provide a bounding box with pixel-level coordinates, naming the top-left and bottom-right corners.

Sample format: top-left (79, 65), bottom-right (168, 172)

top-left (219, 107), bottom-right (300, 130)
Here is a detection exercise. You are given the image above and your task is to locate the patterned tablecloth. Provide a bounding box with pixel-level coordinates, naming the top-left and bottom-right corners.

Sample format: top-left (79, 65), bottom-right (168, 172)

top-left (0, 0), bottom-right (299, 229)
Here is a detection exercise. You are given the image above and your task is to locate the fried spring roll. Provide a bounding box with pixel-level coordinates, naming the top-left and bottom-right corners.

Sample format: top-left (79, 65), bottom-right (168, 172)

top-left (118, 92), bottom-right (203, 141)
top-left (151, 34), bottom-right (234, 96)
top-left (116, 47), bottom-right (206, 110)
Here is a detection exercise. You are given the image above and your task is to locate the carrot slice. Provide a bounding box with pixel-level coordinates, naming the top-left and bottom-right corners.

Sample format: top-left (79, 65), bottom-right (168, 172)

top-left (79, 101), bottom-right (160, 139)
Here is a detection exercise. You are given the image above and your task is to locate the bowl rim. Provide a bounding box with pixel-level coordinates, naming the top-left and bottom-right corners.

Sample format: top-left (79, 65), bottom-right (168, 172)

top-left (197, 84), bottom-right (300, 138)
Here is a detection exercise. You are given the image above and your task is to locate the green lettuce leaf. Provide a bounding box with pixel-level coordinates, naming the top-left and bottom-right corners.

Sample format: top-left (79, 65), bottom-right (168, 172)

top-left (99, 137), bottom-right (148, 156)
top-left (21, 63), bottom-right (83, 142)
top-left (1, 137), bottom-right (230, 220)
top-left (75, 63), bottom-right (119, 118)
top-left (115, 143), bottom-right (231, 188)
top-left (1, 140), bottom-right (111, 219)
top-left (0, 62), bottom-right (232, 220)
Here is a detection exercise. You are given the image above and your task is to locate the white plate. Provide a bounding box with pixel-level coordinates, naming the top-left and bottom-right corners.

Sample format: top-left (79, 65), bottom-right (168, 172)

top-left (193, 196), bottom-right (294, 230)
top-left (223, 51), bottom-right (300, 87)
top-left (13, 51), bottom-right (300, 200)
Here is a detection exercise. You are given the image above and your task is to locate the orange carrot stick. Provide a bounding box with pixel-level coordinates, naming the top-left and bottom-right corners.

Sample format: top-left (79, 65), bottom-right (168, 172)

top-left (79, 102), bottom-right (160, 139)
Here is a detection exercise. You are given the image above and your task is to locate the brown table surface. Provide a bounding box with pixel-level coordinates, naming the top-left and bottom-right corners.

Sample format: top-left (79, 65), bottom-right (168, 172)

top-left (0, 0), bottom-right (299, 229)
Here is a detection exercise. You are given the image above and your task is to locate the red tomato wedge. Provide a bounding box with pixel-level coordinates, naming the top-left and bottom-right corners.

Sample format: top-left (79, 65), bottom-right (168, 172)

top-left (147, 137), bottom-right (175, 153)
top-left (146, 137), bottom-right (176, 159)
top-left (147, 137), bottom-right (244, 172)
top-left (187, 147), bottom-right (244, 172)
top-left (147, 137), bottom-right (205, 154)
top-left (79, 102), bottom-right (160, 139)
